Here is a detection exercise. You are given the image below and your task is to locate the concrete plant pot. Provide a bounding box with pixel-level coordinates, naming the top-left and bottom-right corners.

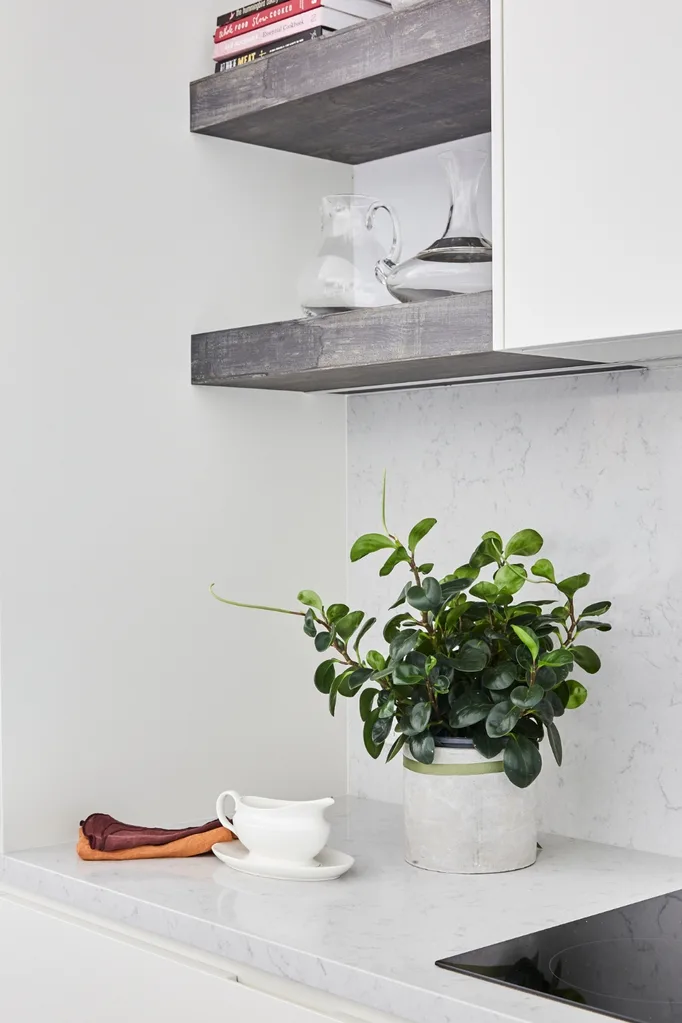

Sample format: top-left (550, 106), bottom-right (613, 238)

top-left (403, 737), bottom-right (537, 873)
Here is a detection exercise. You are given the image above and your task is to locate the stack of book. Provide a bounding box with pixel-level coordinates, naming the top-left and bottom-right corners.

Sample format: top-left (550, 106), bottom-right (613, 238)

top-left (213, 0), bottom-right (392, 73)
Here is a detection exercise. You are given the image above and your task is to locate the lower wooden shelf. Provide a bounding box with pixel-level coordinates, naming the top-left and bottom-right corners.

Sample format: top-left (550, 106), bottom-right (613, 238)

top-left (190, 295), bottom-right (624, 393)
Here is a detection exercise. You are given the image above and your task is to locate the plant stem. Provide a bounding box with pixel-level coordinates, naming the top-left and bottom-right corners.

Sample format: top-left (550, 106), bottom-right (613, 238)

top-left (210, 585), bottom-right (304, 617)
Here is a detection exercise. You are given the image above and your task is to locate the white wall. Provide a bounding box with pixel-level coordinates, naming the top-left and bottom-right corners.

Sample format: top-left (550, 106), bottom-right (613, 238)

top-left (0, 0), bottom-right (351, 851)
top-left (347, 366), bottom-right (682, 858)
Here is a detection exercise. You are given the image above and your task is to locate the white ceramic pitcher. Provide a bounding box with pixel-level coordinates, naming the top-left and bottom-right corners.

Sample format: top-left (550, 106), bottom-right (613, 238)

top-left (216, 791), bottom-right (334, 867)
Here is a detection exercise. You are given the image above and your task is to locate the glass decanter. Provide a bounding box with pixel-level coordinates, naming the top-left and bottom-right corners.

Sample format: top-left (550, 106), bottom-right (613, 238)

top-left (298, 194), bottom-right (401, 315)
top-left (384, 148), bottom-right (492, 302)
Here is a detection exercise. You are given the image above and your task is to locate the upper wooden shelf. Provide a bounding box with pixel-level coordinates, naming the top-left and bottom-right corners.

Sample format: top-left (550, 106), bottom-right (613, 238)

top-left (190, 295), bottom-right (617, 393)
top-left (190, 0), bottom-right (491, 164)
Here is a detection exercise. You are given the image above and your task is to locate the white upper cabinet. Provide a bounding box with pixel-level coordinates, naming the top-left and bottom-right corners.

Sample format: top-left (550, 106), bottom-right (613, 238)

top-left (497, 0), bottom-right (682, 351)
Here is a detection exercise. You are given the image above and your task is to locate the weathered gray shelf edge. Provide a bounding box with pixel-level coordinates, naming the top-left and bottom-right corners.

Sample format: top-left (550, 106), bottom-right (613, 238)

top-left (190, 295), bottom-right (622, 393)
top-left (190, 0), bottom-right (491, 163)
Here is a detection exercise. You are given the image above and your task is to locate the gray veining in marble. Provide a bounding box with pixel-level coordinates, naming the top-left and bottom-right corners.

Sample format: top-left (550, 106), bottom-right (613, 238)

top-left (347, 366), bottom-right (682, 857)
top-left (4, 798), bottom-right (682, 1023)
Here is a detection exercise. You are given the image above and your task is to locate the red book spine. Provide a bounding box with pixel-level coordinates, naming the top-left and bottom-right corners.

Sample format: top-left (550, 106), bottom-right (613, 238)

top-left (214, 0), bottom-right (317, 42)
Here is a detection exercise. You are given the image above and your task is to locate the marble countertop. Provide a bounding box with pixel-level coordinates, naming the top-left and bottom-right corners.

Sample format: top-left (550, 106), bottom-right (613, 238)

top-left (3, 796), bottom-right (682, 1023)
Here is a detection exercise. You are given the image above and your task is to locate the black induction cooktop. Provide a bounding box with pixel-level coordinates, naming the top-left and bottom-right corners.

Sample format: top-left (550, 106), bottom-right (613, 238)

top-left (436, 889), bottom-right (682, 1023)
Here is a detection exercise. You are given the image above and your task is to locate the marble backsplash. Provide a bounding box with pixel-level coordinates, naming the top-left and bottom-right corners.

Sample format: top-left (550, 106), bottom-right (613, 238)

top-left (347, 364), bottom-right (682, 857)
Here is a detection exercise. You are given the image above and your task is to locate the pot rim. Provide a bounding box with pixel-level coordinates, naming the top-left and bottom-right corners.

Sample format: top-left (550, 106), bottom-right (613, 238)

top-left (434, 736), bottom-right (475, 749)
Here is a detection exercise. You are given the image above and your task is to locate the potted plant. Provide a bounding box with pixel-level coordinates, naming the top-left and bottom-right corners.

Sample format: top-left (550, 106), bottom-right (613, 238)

top-left (212, 483), bottom-right (611, 874)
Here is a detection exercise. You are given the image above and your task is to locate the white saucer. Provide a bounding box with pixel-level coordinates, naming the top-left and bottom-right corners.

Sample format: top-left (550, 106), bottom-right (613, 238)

top-left (212, 841), bottom-right (354, 881)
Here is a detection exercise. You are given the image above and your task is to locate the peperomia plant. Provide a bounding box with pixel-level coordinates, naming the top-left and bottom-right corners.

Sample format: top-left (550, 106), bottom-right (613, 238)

top-left (212, 484), bottom-right (611, 789)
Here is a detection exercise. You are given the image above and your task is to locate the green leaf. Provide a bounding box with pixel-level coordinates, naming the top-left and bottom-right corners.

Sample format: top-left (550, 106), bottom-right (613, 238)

top-left (440, 578), bottom-right (473, 599)
top-left (572, 645), bottom-right (601, 674)
top-left (566, 680), bottom-right (589, 709)
top-left (366, 650), bottom-right (386, 672)
top-left (444, 605), bottom-right (467, 631)
top-left (581, 600), bottom-right (612, 617)
top-left (335, 610), bottom-right (365, 641)
top-left (410, 702), bottom-right (432, 733)
top-left (379, 547), bottom-right (411, 577)
top-left (406, 586), bottom-right (428, 611)
top-left (470, 581), bottom-right (500, 603)
top-left (338, 667), bottom-right (373, 697)
top-left (303, 608), bottom-right (317, 638)
top-left (505, 529), bottom-right (544, 558)
top-left (451, 639), bottom-right (491, 674)
top-left (383, 613), bottom-right (412, 643)
top-left (363, 710), bottom-right (383, 759)
top-left (388, 583), bottom-right (411, 610)
top-left (547, 722), bottom-right (563, 766)
top-left (406, 578), bottom-right (443, 612)
top-left (470, 539), bottom-right (501, 569)
top-left (531, 558), bottom-right (556, 584)
top-left (378, 696), bottom-right (397, 720)
top-left (408, 518), bottom-right (437, 552)
top-left (511, 684), bottom-right (544, 709)
top-left (354, 617), bottom-right (377, 658)
top-left (371, 716), bottom-right (392, 746)
top-left (433, 675), bottom-right (450, 695)
top-left (470, 722), bottom-right (505, 759)
top-left (482, 661), bottom-right (518, 691)
top-left (545, 689), bottom-right (565, 718)
top-left (409, 733), bottom-right (435, 765)
top-left (486, 700), bottom-right (522, 738)
top-left (539, 647), bottom-right (574, 668)
top-left (481, 530), bottom-right (503, 545)
top-left (327, 603), bottom-right (349, 623)
top-left (315, 631), bottom-right (332, 652)
top-left (359, 687), bottom-right (379, 722)
top-left (535, 665), bottom-right (558, 691)
top-left (329, 676), bottom-right (341, 717)
top-left (422, 577), bottom-right (443, 606)
top-left (449, 692), bottom-right (491, 727)
top-left (453, 563), bottom-right (479, 580)
top-left (511, 624), bottom-right (539, 661)
top-left (534, 697), bottom-right (555, 726)
top-left (297, 590), bottom-right (324, 611)
top-left (314, 660), bottom-right (336, 694)
top-left (418, 563), bottom-right (435, 574)
top-left (504, 735), bottom-right (542, 788)
top-left (494, 563), bottom-right (527, 594)
top-left (393, 663), bottom-right (423, 686)
top-left (389, 629), bottom-right (419, 662)
top-left (350, 533), bottom-right (396, 563)
top-left (577, 619), bottom-right (612, 633)
top-left (558, 573), bottom-right (591, 598)
top-left (386, 734), bottom-right (406, 763)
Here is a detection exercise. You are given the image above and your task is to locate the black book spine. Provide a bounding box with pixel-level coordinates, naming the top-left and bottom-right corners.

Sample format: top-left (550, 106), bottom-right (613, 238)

top-left (214, 26), bottom-right (327, 71)
top-left (216, 0), bottom-right (282, 26)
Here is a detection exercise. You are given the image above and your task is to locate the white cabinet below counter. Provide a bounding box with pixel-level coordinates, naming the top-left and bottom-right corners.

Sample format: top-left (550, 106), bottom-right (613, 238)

top-left (496, 0), bottom-right (682, 358)
top-left (0, 886), bottom-right (399, 1023)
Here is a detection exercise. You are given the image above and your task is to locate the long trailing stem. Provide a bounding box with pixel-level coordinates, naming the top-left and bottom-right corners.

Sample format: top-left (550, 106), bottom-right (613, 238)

top-left (210, 585), bottom-right (304, 617)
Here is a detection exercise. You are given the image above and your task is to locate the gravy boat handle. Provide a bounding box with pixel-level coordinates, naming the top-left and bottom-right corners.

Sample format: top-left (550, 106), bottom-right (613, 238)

top-left (216, 790), bottom-right (241, 837)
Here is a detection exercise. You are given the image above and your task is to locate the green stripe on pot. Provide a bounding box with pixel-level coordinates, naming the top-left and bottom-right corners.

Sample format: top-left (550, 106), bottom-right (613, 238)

top-left (403, 757), bottom-right (505, 776)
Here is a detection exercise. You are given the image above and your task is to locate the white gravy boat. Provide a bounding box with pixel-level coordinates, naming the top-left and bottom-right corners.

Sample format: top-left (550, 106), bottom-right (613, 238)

top-left (216, 791), bottom-right (334, 867)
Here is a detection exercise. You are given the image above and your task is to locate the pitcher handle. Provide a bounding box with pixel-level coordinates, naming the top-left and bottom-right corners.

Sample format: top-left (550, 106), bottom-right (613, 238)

top-left (367, 201), bottom-right (402, 285)
top-left (216, 790), bottom-right (241, 836)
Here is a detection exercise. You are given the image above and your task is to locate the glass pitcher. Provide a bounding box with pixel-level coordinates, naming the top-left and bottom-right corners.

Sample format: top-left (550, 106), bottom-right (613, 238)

top-left (298, 194), bottom-right (401, 315)
top-left (385, 148), bottom-right (492, 302)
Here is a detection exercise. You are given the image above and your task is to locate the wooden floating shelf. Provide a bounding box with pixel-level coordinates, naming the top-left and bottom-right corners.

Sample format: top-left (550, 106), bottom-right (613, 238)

top-left (190, 295), bottom-right (617, 393)
top-left (190, 0), bottom-right (491, 164)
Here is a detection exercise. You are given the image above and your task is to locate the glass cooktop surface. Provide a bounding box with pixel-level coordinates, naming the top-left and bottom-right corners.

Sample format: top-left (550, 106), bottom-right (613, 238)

top-left (436, 889), bottom-right (682, 1023)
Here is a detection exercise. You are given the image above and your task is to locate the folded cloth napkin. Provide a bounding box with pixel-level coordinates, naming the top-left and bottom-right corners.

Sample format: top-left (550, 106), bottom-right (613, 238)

top-left (78, 813), bottom-right (234, 861)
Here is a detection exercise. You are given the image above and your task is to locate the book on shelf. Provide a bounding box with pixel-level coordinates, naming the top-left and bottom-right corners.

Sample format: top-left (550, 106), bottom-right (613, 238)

top-left (213, 7), bottom-right (360, 60)
top-left (215, 0), bottom-right (388, 41)
top-left (216, 0), bottom-right (390, 26)
top-left (214, 26), bottom-right (330, 72)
